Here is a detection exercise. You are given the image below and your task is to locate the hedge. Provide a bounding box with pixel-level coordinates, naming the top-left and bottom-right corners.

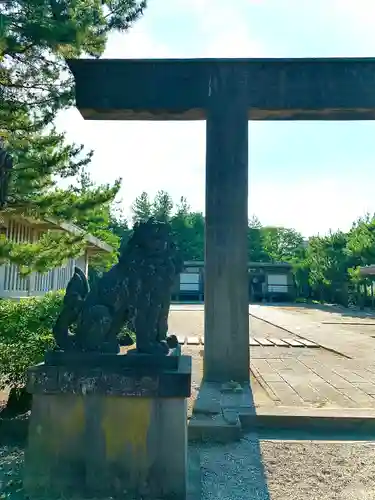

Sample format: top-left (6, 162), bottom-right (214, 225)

top-left (0, 292), bottom-right (136, 390)
top-left (0, 292), bottom-right (62, 389)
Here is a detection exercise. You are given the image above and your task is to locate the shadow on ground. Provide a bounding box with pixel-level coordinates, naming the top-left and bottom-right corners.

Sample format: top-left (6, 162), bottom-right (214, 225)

top-left (191, 379), bottom-right (271, 499)
top-left (172, 299), bottom-right (375, 322)
top-left (257, 301), bottom-right (375, 321)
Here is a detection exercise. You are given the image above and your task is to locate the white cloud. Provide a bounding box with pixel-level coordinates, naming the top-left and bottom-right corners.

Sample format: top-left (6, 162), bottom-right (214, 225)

top-left (103, 23), bottom-right (177, 59)
top-left (202, 27), bottom-right (267, 58)
top-left (250, 176), bottom-right (374, 237)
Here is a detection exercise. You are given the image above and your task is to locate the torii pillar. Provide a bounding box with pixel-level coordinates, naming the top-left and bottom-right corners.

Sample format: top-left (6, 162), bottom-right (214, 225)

top-left (68, 57), bottom-right (375, 384)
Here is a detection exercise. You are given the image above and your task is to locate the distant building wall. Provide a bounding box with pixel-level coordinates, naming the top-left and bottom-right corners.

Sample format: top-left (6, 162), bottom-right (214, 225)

top-left (172, 261), bottom-right (295, 302)
top-left (0, 216), bottom-right (89, 299)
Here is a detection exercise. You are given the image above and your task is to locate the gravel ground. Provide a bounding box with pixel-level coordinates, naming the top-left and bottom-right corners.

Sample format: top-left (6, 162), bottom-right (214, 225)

top-left (197, 436), bottom-right (375, 500)
top-left (0, 446), bottom-right (24, 499)
top-left (2, 440), bottom-right (375, 499)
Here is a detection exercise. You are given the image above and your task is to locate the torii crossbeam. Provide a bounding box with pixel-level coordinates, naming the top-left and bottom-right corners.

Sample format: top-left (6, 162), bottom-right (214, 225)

top-left (68, 57), bottom-right (375, 382)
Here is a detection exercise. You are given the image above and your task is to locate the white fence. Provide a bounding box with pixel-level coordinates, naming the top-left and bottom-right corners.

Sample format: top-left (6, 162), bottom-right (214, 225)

top-left (0, 259), bottom-right (76, 299)
top-left (0, 218), bottom-right (85, 299)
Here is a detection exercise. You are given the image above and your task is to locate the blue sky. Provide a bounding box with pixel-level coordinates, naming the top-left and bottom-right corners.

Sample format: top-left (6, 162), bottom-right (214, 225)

top-left (55, 0), bottom-right (375, 237)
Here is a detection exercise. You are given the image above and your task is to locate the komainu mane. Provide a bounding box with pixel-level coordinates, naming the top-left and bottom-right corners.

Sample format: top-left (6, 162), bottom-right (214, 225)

top-left (53, 218), bottom-right (182, 354)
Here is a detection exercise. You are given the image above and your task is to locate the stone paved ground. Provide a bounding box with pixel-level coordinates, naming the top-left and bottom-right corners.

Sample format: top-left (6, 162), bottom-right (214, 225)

top-left (170, 304), bottom-right (296, 341)
top-left (251, 304), bottom-right (375, 362)
top-left (170, 304), bottom-right (375, 412)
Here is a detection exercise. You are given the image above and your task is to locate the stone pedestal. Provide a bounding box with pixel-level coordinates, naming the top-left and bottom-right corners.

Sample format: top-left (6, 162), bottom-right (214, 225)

top-left (24, 353), bottom-right (192, 500)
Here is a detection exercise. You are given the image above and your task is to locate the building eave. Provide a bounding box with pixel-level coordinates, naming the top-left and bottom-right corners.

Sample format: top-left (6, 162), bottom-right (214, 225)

top-left (359, 265), bottom-right (375, 276)
top-left (0, 211), bottom-right (113, 254)
top-left (183, 260), bottom-right (293, 269)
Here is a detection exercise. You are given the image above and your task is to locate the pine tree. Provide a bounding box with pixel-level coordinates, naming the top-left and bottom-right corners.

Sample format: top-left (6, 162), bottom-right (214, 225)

top-left (131, 192), bottom-right (152, 223)
top-left (152, 190), bottom-right (173, 222)
top-left (0, 0), bottom-right (146, 272)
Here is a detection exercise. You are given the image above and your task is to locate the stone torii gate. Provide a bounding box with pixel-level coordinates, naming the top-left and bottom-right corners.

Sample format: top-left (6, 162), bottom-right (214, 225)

top-left (68, 57), bottom-right (375, 384)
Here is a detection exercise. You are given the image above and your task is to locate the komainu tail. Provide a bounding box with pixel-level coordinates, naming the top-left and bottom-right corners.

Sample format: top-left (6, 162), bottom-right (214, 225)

top-left (52, 266), bottom-right (90, 349)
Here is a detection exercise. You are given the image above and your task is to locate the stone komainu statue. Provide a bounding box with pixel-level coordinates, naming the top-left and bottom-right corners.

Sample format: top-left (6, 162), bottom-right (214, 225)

top-left (53, 218), bottom-right (183, 354)
top-left (0, 142), bottom-right (13, 209)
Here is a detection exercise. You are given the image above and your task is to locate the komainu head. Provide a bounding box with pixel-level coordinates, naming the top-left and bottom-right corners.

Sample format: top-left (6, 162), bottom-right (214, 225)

top-left (119, 217), bottom-right (178, 263)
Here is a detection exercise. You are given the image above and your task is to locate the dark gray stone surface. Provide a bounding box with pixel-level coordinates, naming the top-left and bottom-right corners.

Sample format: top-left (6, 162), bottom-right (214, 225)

top-left (204, 70), bottom-right (249, 382)
top-left (24, 394), bottom-right (190, 499)
top-left (52, 218), bottom-right (182, 355)
top-left (68, 57), bottom-right (375, 121)
top-left (27, 355), bottom-right (192, 398)
top-left (45, 350), bottom-right (179, 370)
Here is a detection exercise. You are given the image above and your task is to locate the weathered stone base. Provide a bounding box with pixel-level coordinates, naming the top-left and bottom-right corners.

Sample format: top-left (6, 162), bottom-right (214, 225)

top-left (24, 355), bottom-right (192, 499)
top-left (188, 381), bottom-right (254, 443)
top-left (24, 394), bottom-right (187, 498)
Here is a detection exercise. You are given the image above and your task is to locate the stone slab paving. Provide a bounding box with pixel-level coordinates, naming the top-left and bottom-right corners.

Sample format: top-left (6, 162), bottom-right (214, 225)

top-left (184, 345), bottom-right (375, 412)
top-left (250, 338), bottom-right (260, 346)
top-left (187, 336), bottom-right (201, 345)
top-left (181, 335), bottom-right (319, 347)
top-left (296, 338), bottom-right (320, 348)
top-left (169, 305), bottom-right (303, 342)
top-left (177, 335), bottom-right (187, 344)
top-left (280, 338), bottom-right (304, 347)
top-left (254, 338), bottom-right (275, 347)
top-left (267, 338), bottom-right (288, 347)
top-left (172, 305), bottom-right (375, 412)
top-left (251, 353), bottom-right (375, 409)
top-left (251, 304), bottom-right (375, 362)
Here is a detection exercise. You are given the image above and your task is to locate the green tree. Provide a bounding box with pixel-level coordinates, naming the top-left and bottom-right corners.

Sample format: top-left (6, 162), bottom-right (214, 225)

top-left (346, 215), bottom-right (375, 267)
top-left (305, 231), bottom-right (349, 304)
top-left (108, 203), bottom-right (131, 243)
top-left (130, 192), bottom-right (205, 261)
top-left (170, 197), bottom-right (204, 261)
top-left (175, 196), bottom-right (190, 217)
top-left (131, 191), bottom-right (152, 223)
top-left (262, 226), bottom-right (304, 262)
top-left (132, 190), bottom-right (174, 224)
top-left (344, 215), bottom-right (375, 307)
top-left (87, 197), bottom-right (131, 287)
top-left (152, 190), bottom-right (173, 222)
top-left (247, 216), bottom-right (269, 262)
top-left (68, 169), bottom-right (122, 271)
top-left (0, 0), bottom-right (146, 271)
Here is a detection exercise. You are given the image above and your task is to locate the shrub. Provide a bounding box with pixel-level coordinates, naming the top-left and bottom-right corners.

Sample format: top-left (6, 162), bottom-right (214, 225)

top-left (0, 292), bottom-right (63, 389)
top-left (0, 291), bottom-right (136, 389)
top-left (118, 327), bottom-right (136, 345)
